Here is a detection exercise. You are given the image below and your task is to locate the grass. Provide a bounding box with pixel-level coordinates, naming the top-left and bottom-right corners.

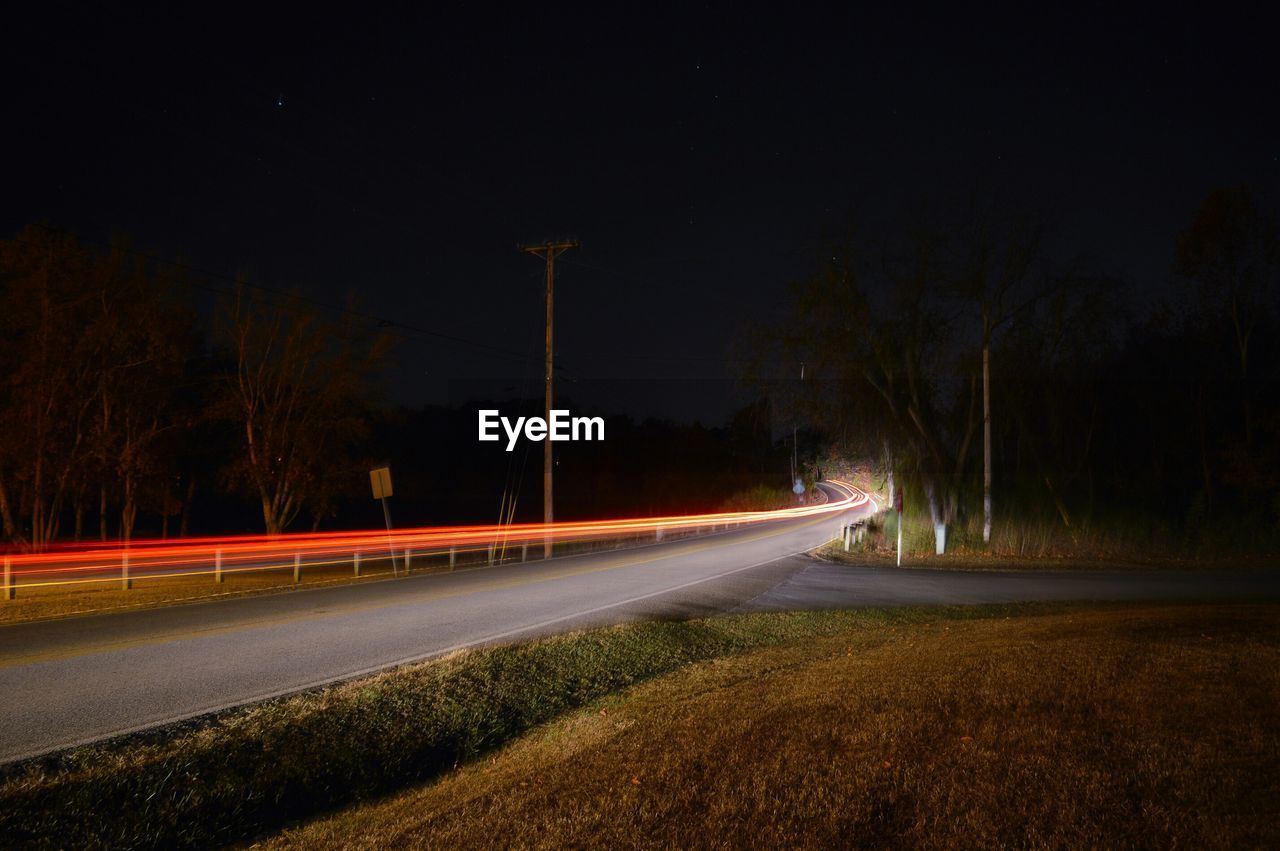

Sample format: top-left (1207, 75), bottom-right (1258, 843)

top-left (720, 484), bottom-right (795, 512)
top-left (832, 509), bottom-right (1280, 569)
top-left (268, 604), bottom-right (1280, 849)
top-left (1, 603), bottom-right (1276, 848)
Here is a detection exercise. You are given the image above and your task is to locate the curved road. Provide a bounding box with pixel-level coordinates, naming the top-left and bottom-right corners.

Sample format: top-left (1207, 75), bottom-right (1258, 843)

top-left (0, 483), bottom-right (1274, 764)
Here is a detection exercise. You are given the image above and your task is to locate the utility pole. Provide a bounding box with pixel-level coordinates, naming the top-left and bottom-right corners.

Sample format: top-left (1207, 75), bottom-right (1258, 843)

top-left (796, 361), bottom-right (804, 479)
top-left (982, 312), bottom-right (992, 544)
top-left (793, 362), bottom-right (804, 502)
top-left (520, 240), bottom-right (578, 558)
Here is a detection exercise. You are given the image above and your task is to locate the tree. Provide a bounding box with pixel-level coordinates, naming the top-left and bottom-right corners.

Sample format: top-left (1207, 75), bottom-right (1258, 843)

top-left (771, 228), bottom-right (977, 553)
top-left (1176, 186), bottom-right (1279, 452)
top-left (84, 244), bottom-right (195, 542)
top-left (0, 227), bottom-right (101, 550)
top-left (0, 227), bottom-right (198, 549)
top-left (220, 285), bottom-right (390, 534)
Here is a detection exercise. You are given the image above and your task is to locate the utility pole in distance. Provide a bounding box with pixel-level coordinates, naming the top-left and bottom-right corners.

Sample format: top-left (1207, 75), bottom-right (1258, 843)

top-left (520, 239), bottom-right (578, 558)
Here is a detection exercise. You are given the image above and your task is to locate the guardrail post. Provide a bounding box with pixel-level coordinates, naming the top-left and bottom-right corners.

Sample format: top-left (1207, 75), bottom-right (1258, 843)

top-left (521, 541), bottom-right (528, 562)
top-left (3, 556), bottom-right (12, 600)
top-left (122, 552), bottom-right (132, 590)
top-left (294, 553), bottom-right (301, 583)
top-left (487, 543), bottom-right (495, 566)
top-left (448, 546), bottom-right (456, 570)
top-left (215, 549), bottom-right (224, 583)
top-left (354, 551), bottom-right (361, 577)
top-left (843, 524), bottom-right (851, 551)
top-left (404, 549), bottom-right (412, 574)
top-left (656, 527), bottom-right (664, 542)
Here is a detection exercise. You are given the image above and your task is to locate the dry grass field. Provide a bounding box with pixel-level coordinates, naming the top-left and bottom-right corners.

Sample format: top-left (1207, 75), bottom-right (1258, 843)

top-left (269, 605), bottom-right (1279, 849)
top-left (3, 603), bottom-right (1275, 848)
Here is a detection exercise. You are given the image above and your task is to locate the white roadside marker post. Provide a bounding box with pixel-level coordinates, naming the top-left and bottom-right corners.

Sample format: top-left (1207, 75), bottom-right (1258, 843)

top-left (895, 486), bottom-right (904, 568)
top-left (294, 553), bottom-right (301, 584)
top-left (3, 556), bottom-right (12, 600)
top-left (215, 549), bottom-right (223, 583)
top-left (354, 551), bottom-right (361, 577)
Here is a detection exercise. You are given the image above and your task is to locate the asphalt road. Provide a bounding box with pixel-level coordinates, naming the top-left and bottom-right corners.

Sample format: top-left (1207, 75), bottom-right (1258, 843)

top-left (742, 559), bottom-right (1280, 611)
top-left (0, 484), bottom-right (1274, 764)
top-left (0, 486), bottom-right (861, 764)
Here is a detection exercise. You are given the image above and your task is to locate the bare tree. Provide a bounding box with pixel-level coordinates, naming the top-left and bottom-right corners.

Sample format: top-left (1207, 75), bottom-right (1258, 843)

top-left (0, 227), bottom-right (100, 550)
top-left (85, 246), bottom-right (194, 541)
top-left (772, 229), bottom-right (976, 553)
top-left (221, 284), bottom-right (389, 534)
top-left (1176, 186), bottom-right (1279, 452)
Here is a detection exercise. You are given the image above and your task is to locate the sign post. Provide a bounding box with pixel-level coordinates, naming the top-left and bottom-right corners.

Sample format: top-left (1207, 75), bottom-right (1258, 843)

top-left (893, 486), bottom-right (904, 567)
top-left (370, 466), bottom-right (399, 576)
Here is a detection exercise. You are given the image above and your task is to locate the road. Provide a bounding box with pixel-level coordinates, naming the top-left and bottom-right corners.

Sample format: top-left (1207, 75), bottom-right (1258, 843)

top-left (0, 483), bottom-right (1274, 764)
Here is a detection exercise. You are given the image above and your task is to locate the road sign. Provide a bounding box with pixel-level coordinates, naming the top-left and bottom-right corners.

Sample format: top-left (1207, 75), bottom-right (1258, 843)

top-left (792, 478), bottom-right (805, 495)
top-left (370, 466), bottom-right (393, 500)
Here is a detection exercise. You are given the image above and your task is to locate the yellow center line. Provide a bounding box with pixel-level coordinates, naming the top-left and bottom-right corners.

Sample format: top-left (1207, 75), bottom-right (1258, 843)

top-left (0, 511), bottom-right (842, 668)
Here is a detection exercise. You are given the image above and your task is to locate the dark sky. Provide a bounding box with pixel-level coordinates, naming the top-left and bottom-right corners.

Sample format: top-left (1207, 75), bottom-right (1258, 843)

top-left (5, 2), bottom-right (1276, 418)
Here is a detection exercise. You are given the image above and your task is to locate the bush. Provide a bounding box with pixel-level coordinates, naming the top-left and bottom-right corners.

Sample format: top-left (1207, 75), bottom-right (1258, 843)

top-left (720, 484), bottom-right (793, 512)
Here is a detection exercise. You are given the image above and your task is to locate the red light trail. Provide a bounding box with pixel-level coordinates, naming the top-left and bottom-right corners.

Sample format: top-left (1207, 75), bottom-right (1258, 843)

top-left (2, 482), bottom-right (871, 591)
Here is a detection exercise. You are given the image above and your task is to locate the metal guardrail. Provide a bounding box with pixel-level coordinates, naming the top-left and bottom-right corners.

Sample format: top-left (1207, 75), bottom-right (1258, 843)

top-left (2, 482), bottom-right (869, 598)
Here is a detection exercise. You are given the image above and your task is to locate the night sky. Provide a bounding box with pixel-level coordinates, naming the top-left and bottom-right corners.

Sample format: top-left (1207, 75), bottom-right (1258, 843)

top-left (5, 3), bottom-right (1276, 419)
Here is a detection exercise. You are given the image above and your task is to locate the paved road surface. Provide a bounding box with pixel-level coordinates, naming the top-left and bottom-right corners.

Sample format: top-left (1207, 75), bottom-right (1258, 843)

top-left (0, 485), bottom-right (1274, 764)
top-left (743, 559), bottom-right (1279, 611)
top-left (0, 487), bottom-right (859, 763)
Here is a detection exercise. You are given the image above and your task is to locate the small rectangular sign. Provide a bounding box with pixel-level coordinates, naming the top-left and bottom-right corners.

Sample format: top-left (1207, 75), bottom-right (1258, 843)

top-left (370, 466), bottom-right (393, 500)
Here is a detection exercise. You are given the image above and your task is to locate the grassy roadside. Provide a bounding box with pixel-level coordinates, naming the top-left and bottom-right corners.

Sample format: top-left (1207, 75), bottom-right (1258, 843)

top-left (823, 511), bottom-right (1280, 572)
top-left (2, 601), bottom-right (1269, 844)
top-left (815, 542), bottom-right (1184, 572)
top-left (271, 604), bottom-right (1280, 849)
top-left (0, 603), bottom-right (1123, 849)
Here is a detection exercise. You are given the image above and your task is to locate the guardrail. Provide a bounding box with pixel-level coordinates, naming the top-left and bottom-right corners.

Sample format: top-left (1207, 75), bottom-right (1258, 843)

top-left (1, 482), bottom-right (869, 599)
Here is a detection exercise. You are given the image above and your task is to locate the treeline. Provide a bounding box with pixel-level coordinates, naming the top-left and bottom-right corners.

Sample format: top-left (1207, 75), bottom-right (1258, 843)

top-left (0, 225), bottom-right (788, 551)
top-left (0, 225), bottom-right (389, 550)
top-left (767, 187), bottom-right (1280, 555)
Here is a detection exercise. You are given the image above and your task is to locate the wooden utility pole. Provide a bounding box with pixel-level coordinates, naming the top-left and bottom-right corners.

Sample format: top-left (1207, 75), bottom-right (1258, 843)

top-left (982, 312), bottom-right (992, 545)
top-left (520, 240), bottom-right (578, 558)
